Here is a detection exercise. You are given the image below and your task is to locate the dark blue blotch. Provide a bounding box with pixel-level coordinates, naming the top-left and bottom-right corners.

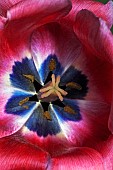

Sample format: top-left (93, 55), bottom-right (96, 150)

top-left (5, 91), bottom-right (36, 116)
top-left (25, 105), bottom-right (61, 137)
top-left (10, 57), bottom-right (40, 91)
top-left (60, 66), bottom-right (88, 99)
top-left (39, 54), bottom-right (63, 83)
top-left (53, 99), bottom-right (81, 122)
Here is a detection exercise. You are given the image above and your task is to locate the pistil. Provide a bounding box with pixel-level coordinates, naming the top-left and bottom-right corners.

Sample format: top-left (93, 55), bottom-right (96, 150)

top-left (39, 74), bottom-right (67, 101)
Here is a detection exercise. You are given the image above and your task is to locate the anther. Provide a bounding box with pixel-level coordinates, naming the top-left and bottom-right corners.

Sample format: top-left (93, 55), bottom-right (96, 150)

top-left (19, 97), bottom-right (29, 106)
top-left (23, 74), bottom-right (34, 83)
top-left (43, 111), bottom-right (52, 120)
top-left (66, 82), bottom-right (82, 90)
top-left (64, 106), bottom-right (76, 114)
top-left (49, 59), bottom-right (56, 71)
top-left (19, 97), bottom-right (29, 109)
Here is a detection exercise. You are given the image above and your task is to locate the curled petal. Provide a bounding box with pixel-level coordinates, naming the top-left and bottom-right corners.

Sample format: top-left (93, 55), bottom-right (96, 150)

top-left (5, 0), bottom-right (72, 35)
top-left (1, 1), bottom-right (72, 64)
top-left (72, 49), bottom-right (112, 104)
top-left (0, 133), bottom-right (49, 170)
top-left (65, 0), bottom-right (113, 28)
top-left (7, 0), bottom-right (72, 20)
top-left (74, 9), bottom-right (113, 63)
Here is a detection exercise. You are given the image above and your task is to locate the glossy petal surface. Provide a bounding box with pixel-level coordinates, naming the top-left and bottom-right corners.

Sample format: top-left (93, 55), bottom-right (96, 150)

top-left (49, 147), bottom-right (104, 170)
top-left (74, 9), bottom-right (113, 62)
top-left (65, 0), bottom-right (113, 28)
top-left (5, 0), bottom-right (71, 37)
top-left (0, 133), bottom-right (49, 170)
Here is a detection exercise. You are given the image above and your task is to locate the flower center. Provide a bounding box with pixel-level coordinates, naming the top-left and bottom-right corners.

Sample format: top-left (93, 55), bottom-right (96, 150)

top-left (39, 74), bottom-right (67, 101)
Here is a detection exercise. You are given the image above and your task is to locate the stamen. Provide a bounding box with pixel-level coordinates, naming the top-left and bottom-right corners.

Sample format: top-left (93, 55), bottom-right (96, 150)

top-left (56, 75), bottom-right (60, 86)
top-left (43, 111), bottom-right (52, 120)
top-left (22, 105), bottom-right (29, 109)
top-left (23, 74), bottom-right (34, 82)
top-left (40, 86), bottom-right (53, 93)
top-left (19, 97), bottom-right (29, 106)
top-left (57, 87), bottom-right (68, 96)
top-left (64, 106), bottom-right (76, 114)
top-left (55, 90), bottom-right (63, 101)
top-left (19, 97), bottom-right (29, 109)
top-left (66, 82), bottom-right (82, 90)
top-left (41, 89), bottom-right (54, 98)
top-left (49, 59), bottom-right (56, 71)
top-left (52, 74), bottom-right (56, 87)
top-left (40, 74), bottom-right (67, 101)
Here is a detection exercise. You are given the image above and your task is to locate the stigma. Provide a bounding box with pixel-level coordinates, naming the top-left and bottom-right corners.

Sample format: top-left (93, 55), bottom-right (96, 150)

top-left (39, 74), bottom-right (67, 101)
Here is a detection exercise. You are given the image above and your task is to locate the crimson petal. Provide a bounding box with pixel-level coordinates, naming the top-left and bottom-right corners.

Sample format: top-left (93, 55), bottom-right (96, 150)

top-left (49, 147), bottom-right (104, 170)
top-left (5, 0), bottom-right (71, 36)
top-left (0, 133), bottom-right (49, 170)
top-left (66, 0), bottom-right (113, 28)
top-left (74, 9), bottom-right (113, 63)
top-left (96, 135), bottom-right (113, 170)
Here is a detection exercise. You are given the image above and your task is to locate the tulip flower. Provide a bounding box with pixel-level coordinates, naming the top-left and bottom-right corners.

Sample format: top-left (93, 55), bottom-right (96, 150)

top-left (0, 0), bottom-right (113, 169)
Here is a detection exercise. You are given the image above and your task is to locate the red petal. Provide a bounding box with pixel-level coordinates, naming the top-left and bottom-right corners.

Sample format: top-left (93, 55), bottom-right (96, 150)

top-left (2, 0), bottom-right (71, 57)
top-left (0, 133), bottom-right (49, 170)
top-left (66, 0), bottom-right (113, 28)
top-left (49, 147), bottom-right (104, 170)
top-left (95, 135), bottom-right (113, 170)
top-left (21, 129), bottom-right (71, 157)
top-left (70, 100), bottom-right (111, 145)
top-left (5, 0), bottom-right (71, 36)
top-left (74, 9), bottom-right (113, 63)
top-left (108, 76), bottom-right (113, 133)
top-left (0, 16), bottom-right (7, 30)
top-left (8, 0), bottom-right (71, 20)
top-left (73, 50), bottom-right (112, 104)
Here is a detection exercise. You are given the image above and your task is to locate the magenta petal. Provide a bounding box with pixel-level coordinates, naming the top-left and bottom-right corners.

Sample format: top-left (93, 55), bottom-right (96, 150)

top-left (49, 147), bottom-right (104, 170)
top-left (0, 16), bottom-right (7, 30)
top-left (74, 9), bottom-right (113, 63)
top-left (72, 47), bottom-right (112, 104)
top-left (108, 77), bottom-right (113, 133)
top-left (96, 136), bottom-right (113, 170)
top-left (0, 0), bottom-right (21, 17)
top-left (7, 0), bottom-right (71, 20)
top-left (67, 0), bottom-right (113, 28)
top-left (0, 133), bottom-right (49, 170)
top-left (6, 0), bottom-right (71, 34)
